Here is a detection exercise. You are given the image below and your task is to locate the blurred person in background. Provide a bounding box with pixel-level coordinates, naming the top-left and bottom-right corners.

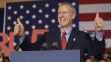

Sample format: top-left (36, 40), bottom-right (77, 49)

top-left (3, 57), bottom-right (10, 62)
top-left (0, 47), bottom-right (3, 62)
top-left (107, 47), bottom-right (111, 58)
top-left (0, 47), bottom-right (10, 62)
top-left (106, 47), bottom-right (111, 62)
top-left (85, 58), bottom-right (91, 62)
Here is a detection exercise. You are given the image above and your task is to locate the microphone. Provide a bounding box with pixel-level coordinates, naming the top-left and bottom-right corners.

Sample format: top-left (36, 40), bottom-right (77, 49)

top-left (51, 42), bottom-right (58, 50)
top-left (41, 43), bottom-right (48, 50)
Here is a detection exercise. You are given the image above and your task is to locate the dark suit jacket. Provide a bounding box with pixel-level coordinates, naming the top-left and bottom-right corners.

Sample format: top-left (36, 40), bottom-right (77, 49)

top-left (88, 32), bottom-right (105, 60)
top-left (20, 28), bottom-right (93, 62)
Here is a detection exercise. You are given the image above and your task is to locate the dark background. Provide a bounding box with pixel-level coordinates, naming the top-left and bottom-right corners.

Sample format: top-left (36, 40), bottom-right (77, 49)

top-left (0, 8), bottom-right (4, 32)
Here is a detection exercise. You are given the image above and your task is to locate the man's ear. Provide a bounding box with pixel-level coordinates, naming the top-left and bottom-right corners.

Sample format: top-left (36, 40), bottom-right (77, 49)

top-left (72, 14), bottom-right (76, 19)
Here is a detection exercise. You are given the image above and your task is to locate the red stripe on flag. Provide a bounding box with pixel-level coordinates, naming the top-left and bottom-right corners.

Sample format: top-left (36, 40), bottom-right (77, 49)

top-left (79, 12), bottom-right (111, 21)
top-left (80, 0), bottom-right (111, 4)
top-left (104, 30), bottom-right (111, 38)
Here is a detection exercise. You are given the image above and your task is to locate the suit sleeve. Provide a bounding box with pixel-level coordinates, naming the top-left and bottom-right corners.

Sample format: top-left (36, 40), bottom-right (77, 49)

top-left (86, 32), bottom-right (105, 56)
top-left (85, 33), bottom-right (93, 57)
top-left (20, 33), bottom-right (47, 51)
top-left (93, 36), bottom-right (105, 54)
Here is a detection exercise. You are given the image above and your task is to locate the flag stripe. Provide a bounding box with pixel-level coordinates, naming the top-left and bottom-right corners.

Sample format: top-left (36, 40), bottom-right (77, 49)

top-left (79, 3), bottom-right (111, 13)
top-left (79, 21), bottom-right (111, 30)
top-left (105, 38), bottom-right (111, 48)
top-left (104, 30), bottom-right (111, 38)
top-left (80, 21), bottom-right (111, 30)
top-left (79, 12), bottom-right (111, 21)
top-left (80, 0), bottom-right (111, 4)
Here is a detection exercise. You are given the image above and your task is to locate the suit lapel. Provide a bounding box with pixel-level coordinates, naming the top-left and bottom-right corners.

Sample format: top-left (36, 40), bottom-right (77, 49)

top-left (65, 28), bottom-right (78, 49)
top-left (54, 29), bottom-right (62, 50)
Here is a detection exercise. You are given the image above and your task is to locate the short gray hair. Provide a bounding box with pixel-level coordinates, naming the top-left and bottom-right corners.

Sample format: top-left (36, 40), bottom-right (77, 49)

top-left (59, 2), bottom-right (76, 14)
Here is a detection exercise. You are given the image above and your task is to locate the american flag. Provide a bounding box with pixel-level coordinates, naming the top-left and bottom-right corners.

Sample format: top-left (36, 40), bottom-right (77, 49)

top-left (4, 0), bottom-right (79, 46)
top-left (79, 0), bottom-right (111, 49)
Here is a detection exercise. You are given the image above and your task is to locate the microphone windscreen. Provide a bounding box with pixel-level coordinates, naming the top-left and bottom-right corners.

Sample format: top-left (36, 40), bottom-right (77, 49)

top-left (41, 43), bottom-right (48, 50)
top-left (51, 42), bottom-right (58, 50)
top-left (52, 42), bottom-right (58, 47)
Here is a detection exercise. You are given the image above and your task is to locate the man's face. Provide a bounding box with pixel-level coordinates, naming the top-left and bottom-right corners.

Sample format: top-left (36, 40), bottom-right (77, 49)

top-left (58, 5), bottom-right (75, 28)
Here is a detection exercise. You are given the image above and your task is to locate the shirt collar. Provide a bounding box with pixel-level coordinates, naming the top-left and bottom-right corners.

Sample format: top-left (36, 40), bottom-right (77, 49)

top-left (60, 27), bottom-right (73, 35)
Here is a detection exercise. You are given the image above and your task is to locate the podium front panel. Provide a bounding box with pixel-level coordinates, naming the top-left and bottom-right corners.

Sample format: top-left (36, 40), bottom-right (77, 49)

top-left (11, 50), bottom-right (80, 62)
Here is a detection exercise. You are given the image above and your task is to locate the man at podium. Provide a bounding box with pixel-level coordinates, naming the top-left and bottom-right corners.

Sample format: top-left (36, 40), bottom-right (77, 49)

top-left (14, 2), bottom-right (104, 62)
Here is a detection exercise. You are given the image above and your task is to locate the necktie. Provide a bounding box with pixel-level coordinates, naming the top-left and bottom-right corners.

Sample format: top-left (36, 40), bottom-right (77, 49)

top-left (61, 32), bottom-right (66, 50)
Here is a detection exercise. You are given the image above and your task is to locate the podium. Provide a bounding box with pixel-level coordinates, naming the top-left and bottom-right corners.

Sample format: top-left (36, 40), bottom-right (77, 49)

top-left (11, 50), bottom-right (80, 62)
